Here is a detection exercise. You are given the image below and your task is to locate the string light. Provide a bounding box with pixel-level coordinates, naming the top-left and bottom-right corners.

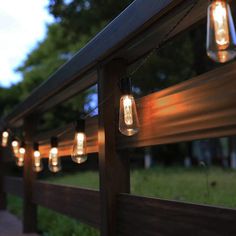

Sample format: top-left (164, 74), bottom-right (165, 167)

top-left (207, 0), bottom-right (236, 63)
top-left (11, 137), bottom-right (20, 156)
top-left (0, 0), bottom-right (201, 171)
top-left (48, 137), bottom-right (61, 173)
top-left (33, 142), bottom-right (43, 172)
top-left (71, 120), bottom-right (87, 164)
top-left (16, 141), bottom-right (25, 167)
top-left (119, 77), bottom-right (139, 136)
top-left (1, 130), bottom-right (9, 147)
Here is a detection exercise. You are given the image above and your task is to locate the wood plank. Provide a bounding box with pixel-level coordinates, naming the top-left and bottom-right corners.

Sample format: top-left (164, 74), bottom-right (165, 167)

top-left (118, 61), bottom-right (236, 148)
top-left (3, 177), bottom-right (23, 198)
top-left (32, 181), bottom-right (100, 229)
top-left (117, 194), bottom-right (236, 236)
top-left (35, 61), bottom-right (236, 154)
top-left (98, 60), bottom-right (130, 236)
top-left (5, 0), bottom-right (211, 125)
top-left (23, 115), bottom-right (37, 233)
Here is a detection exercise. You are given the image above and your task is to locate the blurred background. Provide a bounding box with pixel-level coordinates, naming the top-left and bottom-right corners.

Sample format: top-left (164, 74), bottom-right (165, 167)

top-left (1, 1), bottom-right (236, 236)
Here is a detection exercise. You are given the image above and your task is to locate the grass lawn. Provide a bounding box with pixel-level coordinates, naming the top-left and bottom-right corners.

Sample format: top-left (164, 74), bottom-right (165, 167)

top-left (7, 167), bottom-right (236, 235)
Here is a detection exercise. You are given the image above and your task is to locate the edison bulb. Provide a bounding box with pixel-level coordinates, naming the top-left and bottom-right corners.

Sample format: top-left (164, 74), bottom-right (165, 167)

top-left (33, 150), bottom-right (43, 172)
top-left (16, 146), bottom-right (25, 167)
top-left (71, 132), bottom-right (87, 164)
top-left (119, 95), bottom-right (139, 136)
top-left (48, 147), bottom-right (61, 173)
top-left (11, 140), bottom-right (19, 156)
top-left (207, 0), bottom-right (236, 63)
top-left (1, 131), bottom-right (9, 147)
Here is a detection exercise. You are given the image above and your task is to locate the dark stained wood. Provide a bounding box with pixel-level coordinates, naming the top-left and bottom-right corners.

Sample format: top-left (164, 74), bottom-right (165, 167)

top-left (3, 176), bottom-right (23, 197)
top-left (0, 148), bottom-right (6, 210)
top-left (98, 60), bottom-right (130, 236)
top-left (117, 194), bottom-right (236, 236)
top-left (118, 61), bottom-right (236, 148)
top-left (23, 115), bottom-right (37, 233)
top-left (5, 0), bottom-right (212, 126)
top-left (31, 61), bottom-right (236, 155)
top-left (32, 181), bottom-right (100, 229)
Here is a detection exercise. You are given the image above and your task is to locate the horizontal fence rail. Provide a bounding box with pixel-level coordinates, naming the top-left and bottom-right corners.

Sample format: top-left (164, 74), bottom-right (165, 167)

top-left (5, 0), bottom-right (212, 126)
top-left (118, 194), bottom-right (236, 236)
top-left (35, 61), bottom-right (236, 157)
top-left (32, 181), bottom-right (100, 229)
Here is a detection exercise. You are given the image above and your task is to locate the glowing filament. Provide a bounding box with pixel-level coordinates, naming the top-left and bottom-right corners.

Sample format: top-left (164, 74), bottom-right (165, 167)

top-left (34, 151), bottom-right (41, 167)
top-left (212, 1), bottom-right (229, 47)
top-left (50, 147), bottom-right (58, 166)
top-left (2, 131), bottom-right (9, 147)
top-left (123, 95), bottom-right (133, 125)
top-left (12, 140), bottom-right (19, 155)
top-left (17, 147), bottom-right (25, 167)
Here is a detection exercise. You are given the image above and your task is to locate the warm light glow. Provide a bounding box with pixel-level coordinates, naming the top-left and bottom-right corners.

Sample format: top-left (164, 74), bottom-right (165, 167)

top-left (119, 94), bottom-right (139, 136)
top-left (1, 131), bottom-right (9, 147)
top-left (33, 150), bottom-right (43, 172)
top-left (123, 96), bottom-right (133, 125)
top-left (212, 1), bottom-right (229, 47)
top-left (11, 140), bottom-right (19, 155)
top-left (16, 147), bottom-right (25, 167)
top-left (71, 132), bottom-right (87, 164)
top-left (49, 147), bottom-right (61, 172)
top-left (207, 0), bottom-right (236, 63)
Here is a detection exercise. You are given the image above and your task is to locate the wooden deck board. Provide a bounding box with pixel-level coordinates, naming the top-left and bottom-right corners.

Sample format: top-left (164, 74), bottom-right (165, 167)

top-left (0, 211), bottom-right (39, 236)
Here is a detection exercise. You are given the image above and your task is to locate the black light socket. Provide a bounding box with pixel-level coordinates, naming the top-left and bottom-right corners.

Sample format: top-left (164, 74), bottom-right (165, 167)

top-left (120, 77), bottom-right (132, 95)
top-left (33, 142), bottom-right (39, 151)
top-left (51, 137), bottom-right (58, 148)
top-left (75, 119), bottom-right (85, 132)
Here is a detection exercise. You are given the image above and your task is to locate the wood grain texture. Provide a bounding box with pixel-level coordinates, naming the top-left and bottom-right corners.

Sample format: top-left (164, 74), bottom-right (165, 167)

top-left (3, 176), bottom-right (23, 197)
top-left (117, 194), bottom-right (236, 236)
top-left (32, 181), bottom-right (100, 229)
top-left (35, 61), bottom-right (236, 156)
top-left (118, 61), bottom-right (236, 148)
top-left (5, 0), bottom-right (211, 125)
top-left (98, 60), bottom-right (130, 236)
top-left (23, 115), bottom-right (37, 233)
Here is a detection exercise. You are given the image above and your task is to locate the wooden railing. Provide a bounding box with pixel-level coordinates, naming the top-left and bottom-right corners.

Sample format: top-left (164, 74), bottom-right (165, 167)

top-left (1, 0), bottom-right (236, 235)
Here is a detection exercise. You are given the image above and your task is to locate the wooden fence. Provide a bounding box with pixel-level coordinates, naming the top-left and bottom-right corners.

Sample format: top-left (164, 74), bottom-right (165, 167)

top-left (1, 0), bottom-right (236, 235)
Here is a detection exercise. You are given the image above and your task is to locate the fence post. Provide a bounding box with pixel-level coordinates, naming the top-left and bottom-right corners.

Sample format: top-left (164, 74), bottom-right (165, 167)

top-left (23, 115), bottom-right (37, 233)
top-left (0, 147), bottom-right (6, 210)
top-left (98, 59), bottom-right (130, 236)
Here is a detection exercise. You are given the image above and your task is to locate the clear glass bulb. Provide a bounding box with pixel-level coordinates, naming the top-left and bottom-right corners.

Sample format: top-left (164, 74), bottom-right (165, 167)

top-left (16, 147), bottom-right (25, 167)
top-left (119, 94), bottom-right (140, 136)
top-left (71, 132), bottom-right (87, 164)
top-left (33, 150), bottom-right (43, 172)
top-left (48, 147), bottom-right (61, 173)
top-left (1, 131), bottom-right (9, 147)
top-left (207, 0), bottom-right (236, 63)
top-left (11, 140), bottom-right (19, 156)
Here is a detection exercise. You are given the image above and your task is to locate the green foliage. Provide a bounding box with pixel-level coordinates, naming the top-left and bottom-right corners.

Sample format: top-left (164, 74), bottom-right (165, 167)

top-left (7, 167), bottom-right (236, 236)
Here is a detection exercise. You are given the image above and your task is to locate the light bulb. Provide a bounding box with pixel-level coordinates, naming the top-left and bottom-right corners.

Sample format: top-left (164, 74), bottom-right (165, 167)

top-left (207, 0), bottom-right (236, 63)
top-left (71, 132), bottom-right (87, 164)
top-left (119, 94), bottom-right (139, 136)
top-left (33, 143), bottom-right (43, 172)
top-left (1, 131), bottom-right (9, 147)
top-left (16, 142), bottom-right (25, 167)
top-left (48, 137), bottom-right (61, 173)
top-left (11, 139), bottom-right (19, 156)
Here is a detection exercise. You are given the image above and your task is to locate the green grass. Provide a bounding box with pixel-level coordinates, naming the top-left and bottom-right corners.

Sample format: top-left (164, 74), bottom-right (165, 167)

top-left (7, 167), bottom-right (236, 235)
